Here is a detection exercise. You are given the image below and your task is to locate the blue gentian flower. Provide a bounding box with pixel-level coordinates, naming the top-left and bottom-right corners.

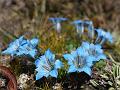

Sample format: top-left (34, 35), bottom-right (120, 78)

top-left (2, 36), bottom-right (39, 58)
top-left (81, 42), bottom-right (106, 61)
top-left (35, 49), bottom-right (63, 80)
top-left (95, 28), bottom-right (113, 44)
top-left (16, 38), bottom-right (39, 58)
top-left (2, 36), bottom-right (27, 56)
top-left (84, 20), bottom-right (94, 38)
top-left (72, 20), bottom-right (84, 35)
top-left (63, 47), bottom-right (95, 75)
top-left (49, 17), bottom-right (67, 33)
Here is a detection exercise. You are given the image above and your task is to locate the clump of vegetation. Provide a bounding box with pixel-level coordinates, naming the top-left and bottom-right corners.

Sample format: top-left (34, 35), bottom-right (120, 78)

top-left (0, 17), bottom-right (118, 90)
top-left (0, 0), bottom-right (120, 90)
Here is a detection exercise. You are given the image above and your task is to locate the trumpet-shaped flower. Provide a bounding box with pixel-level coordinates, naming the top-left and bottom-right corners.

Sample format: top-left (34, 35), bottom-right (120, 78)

top-left (84, 20), bottom-right (94, 38)
top-left (49, 17), bottom-right (67, 33)
top-left (81, 42), bottom-right (106, 61)
top-left (17, 38), bottom-right (39, 58)
top-left (63, 47), bottom-right (95, 75)
top-left (72, 20), bottom-right (84, 35)
top-left (35, 49), bottom-right (63, 80)
top-left (2, 36), bottom-right (27, 56)
top-left (95, 28), bottom-right (113, 44)
top-left (2, 36), bottom-right (39, 58)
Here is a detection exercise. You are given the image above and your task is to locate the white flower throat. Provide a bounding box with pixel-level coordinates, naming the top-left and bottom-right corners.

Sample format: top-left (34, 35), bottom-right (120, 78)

top-left (56, 23), bottom-right (61, 32)
top-left (74, 56), bottom-right (86, 68)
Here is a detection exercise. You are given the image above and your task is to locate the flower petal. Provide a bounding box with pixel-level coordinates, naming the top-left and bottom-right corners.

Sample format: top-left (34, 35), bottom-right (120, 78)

top-left (63, 54), bottom-right (74, 61)
top-left (30, 38), bottom-right (39, 47)
top-left (81, 42), bottom-right (90, 50)
top-left (81, 66), bottom-right (92, 76)
top-left (86, 56), bottom-right (95, 67)
top-left (45, 49), bottom-right (55, 61)
top-left (35, 59), bottom-right (40, 67)
top-left (54, 59), bottom-right (63, 69)
top-left (28, 49), bottom-right (37, 58)
top-left (96, 54), bottom-right (106, 61)
top-left (77, 47), bottom-right (88, 56)
top-left (50, 69), bottom-right (58, 78)
top-left (36, 71), bottom-right (44, 80)
top-left (106, 32), bottom-right (113, 43)
top-left (36, 66), bottom-right (49, 77)
top-left (68, 65), bottom-right (77, 73)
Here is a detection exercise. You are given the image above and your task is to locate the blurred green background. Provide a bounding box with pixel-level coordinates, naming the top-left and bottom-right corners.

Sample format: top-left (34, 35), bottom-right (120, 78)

top-left (0, 0), bottom-right (120, 45)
